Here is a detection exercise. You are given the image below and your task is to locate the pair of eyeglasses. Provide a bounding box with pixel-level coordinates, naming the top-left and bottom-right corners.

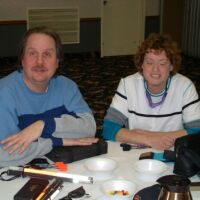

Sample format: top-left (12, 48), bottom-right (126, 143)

top-left (120, 143), bottom-right (150, 151)
top-left (59, 186), bottom-right (90, 199)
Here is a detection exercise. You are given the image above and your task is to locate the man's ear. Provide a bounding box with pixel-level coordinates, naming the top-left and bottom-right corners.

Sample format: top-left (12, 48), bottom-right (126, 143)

top-left (56, 59), bottom-right (59, 69)
top-left (170, 65), bottom-right (173, 71)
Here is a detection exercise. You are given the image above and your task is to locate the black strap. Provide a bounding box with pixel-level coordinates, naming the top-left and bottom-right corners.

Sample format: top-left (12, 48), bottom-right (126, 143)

top-left (184, 147), bottom-right (200, 168)
top-left (0, 171), bottom-right (21, 181)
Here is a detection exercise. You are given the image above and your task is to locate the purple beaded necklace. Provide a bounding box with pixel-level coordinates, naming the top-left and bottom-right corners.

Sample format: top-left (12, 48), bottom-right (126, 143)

top-left (145, 77), bottom-right (171, 108)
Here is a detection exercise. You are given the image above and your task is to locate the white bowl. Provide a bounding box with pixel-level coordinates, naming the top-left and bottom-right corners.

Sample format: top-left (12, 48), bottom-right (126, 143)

top-left (133, 159), bottom-right (168, 182)
top-left (84, 157), bottom-right (117, 180)
top-left (101, 179), bottom-right (136, 199)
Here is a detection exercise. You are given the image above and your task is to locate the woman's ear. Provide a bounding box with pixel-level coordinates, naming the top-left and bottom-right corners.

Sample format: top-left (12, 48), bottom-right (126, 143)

top-left (170, 65), bottom-right (173, 71)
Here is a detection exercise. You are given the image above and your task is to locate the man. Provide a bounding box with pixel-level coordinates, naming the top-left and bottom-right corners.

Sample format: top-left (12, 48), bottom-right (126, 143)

top-left (0, 27), bottom-right (97, 167)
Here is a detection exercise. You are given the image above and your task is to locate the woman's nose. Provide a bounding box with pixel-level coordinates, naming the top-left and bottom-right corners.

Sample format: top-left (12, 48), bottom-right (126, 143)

top-left (152, 62), bottom-right (159, 71)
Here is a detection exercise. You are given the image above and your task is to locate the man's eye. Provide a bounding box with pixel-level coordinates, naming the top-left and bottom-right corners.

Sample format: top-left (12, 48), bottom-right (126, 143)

top-left (29, 51), bottom-right (36, 56)
top-left (44, 52), bottom-right (51, 57)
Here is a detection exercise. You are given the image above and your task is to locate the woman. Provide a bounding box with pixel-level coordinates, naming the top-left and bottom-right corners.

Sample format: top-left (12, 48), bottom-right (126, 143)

top-left (103, 33), bottom-right (200, 150)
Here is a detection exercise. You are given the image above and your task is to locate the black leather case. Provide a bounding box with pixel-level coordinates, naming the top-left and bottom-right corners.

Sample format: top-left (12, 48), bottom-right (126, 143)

top-left (45, 139), bottom-right (108, 163)
top-left (14, 178), bottom-right (49, 200)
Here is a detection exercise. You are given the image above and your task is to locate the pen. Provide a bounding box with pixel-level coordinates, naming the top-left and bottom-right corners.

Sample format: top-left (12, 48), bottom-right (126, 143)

top-left (35, 178), bottom-right (63, 200)
top-left (36, 178), bottom-right (58, 200)
top-left (41, 179), bottom-right (63, 200)
top-left (46, 185), bottom-right (63, 200)
top-left (36, 185), bottom-right (49, 200)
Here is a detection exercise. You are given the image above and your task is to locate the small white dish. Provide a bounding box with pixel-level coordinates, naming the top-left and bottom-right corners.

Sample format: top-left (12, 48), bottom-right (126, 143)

top-left (133, 159), bottom-right (168, 182)
top-left (84, 157), bottom-right (117, 181)
top-left (101, 179), bottom-right (136, 200)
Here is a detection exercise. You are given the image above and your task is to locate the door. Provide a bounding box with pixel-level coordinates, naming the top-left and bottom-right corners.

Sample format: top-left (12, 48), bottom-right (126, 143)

top-left (101, 0), bottom-right (145, 57)
top-left (160, 0), bottom-right (184, 47)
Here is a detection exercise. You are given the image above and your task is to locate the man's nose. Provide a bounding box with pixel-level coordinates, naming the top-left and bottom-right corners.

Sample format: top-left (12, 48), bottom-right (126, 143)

top-left (37, 54), bottom-right (44, 65)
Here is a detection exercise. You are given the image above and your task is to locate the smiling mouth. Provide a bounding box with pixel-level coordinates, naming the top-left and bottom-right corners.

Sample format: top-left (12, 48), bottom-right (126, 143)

top-left (151, 74), bottom-right (160, 79)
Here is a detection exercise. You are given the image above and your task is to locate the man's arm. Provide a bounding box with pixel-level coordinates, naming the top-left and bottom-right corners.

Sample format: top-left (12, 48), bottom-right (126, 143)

top-left (53, 113), bottom-right (96, 139)
top-left (1, 120), bottom-right (45, 154)
top-left (0, 138), bottom-right (52, 167)
top-left (0, 120), bottom-right (54, 167)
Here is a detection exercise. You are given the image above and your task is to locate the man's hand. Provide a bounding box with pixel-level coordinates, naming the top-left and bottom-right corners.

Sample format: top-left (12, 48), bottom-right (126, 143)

top-left (63, 137), bottom-right (99, 146)
top-left (0, 120), bottom-right (44, 154)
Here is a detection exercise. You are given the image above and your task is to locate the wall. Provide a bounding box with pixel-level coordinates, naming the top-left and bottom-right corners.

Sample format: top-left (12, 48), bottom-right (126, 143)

top-left (146, 0), bottom-right (160, 16)
top-left (0, 0), bottom-right (160, 20)
top-left (0, 0), bottom-right (160, 57)
top-left (0, 0), bottom-right (101, 20)
top-left (0, 20), bottom-right (101, 57)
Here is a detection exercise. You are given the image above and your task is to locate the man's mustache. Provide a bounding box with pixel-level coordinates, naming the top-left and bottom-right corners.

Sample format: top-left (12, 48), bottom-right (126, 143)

top-left (32, 66), bottom-right (48, 71)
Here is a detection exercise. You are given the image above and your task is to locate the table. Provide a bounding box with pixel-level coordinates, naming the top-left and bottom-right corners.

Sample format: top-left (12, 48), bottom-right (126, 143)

top-left (0, 141), bottom-right (199, 199)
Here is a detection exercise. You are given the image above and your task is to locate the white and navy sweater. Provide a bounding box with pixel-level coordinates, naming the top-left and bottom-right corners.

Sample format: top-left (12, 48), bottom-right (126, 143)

top-left (103, 72), bottom-right (200, 140)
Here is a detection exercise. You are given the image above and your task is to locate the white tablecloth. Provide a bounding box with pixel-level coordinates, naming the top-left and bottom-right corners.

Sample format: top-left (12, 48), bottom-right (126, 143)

top-left (0, 141), bottom-right (199, 200)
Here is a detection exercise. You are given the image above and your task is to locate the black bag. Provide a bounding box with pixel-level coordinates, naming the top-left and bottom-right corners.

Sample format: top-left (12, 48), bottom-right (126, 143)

top-left (173, 133), bottom-right (200, 177)
top-left (133, 184), bottom-right (161, 200)
top-left (45, 139), bottom-right (108, 163)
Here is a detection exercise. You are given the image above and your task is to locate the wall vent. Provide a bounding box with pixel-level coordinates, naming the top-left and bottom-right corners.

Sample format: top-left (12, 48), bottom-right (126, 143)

top-left (27, 7), bottom-right (79, 44)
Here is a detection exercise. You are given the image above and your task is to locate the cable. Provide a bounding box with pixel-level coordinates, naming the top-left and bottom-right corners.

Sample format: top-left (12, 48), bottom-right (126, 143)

top-left (0, 170), bottom-right (21, 181)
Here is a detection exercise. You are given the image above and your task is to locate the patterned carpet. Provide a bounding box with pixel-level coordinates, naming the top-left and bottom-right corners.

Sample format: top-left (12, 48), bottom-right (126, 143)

top-left (0, 53), bottom-right (199, 136)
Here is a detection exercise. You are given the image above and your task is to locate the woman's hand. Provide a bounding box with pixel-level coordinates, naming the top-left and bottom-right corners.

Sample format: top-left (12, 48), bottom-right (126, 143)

top-left (139, 129), bottom-right (187, 150)
top-left (134, 129), bottom-right (175, 150)
top-left (0, 120), bottom-right (44, 154)
top-left (147, 133), bottom-right (175, 150)
top-left (116, 128), bottom-right (182, 151)
top-left (63, 137), bottom-right (99, 146)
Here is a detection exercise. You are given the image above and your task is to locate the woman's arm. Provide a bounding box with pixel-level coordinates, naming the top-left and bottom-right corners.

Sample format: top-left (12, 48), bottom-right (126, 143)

top-left (116, 128), bottom-right (187, 150)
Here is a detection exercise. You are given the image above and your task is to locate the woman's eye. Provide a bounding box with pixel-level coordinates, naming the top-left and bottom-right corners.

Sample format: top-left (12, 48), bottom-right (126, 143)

top-left (146, 61), bottom-right (152, 65)
top-left (160, 62), bottom-right (167, 66)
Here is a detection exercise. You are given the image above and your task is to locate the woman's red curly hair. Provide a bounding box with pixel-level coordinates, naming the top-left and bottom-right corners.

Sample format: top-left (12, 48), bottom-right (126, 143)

top-left (134, 33), bottom-right (181, 75)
